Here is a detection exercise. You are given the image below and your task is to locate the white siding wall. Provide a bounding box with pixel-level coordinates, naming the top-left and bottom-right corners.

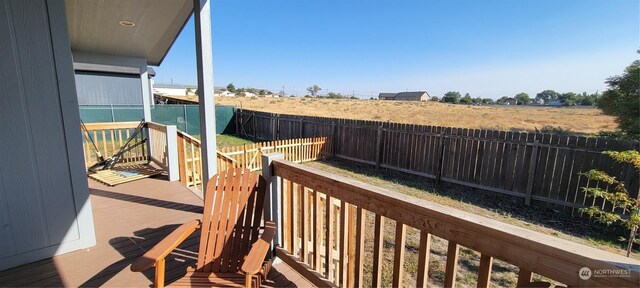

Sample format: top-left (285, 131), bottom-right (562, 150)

top-left (0, 0), bottom-right (95, 271)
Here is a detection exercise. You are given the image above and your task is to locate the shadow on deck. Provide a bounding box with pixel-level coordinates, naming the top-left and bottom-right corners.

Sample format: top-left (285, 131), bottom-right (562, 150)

top-left (0, 176), bottom-right (312, 287)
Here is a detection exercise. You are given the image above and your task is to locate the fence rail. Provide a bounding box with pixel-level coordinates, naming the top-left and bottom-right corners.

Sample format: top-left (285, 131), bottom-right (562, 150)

top-left (175, 133), bottom-right (330, 189)
top-left (81, 121), bottom-right (148, 168)
top-left (219, 137), bottom-right (332, 172)
top-left (266, 158), bottom-right (639, 287)
top-left (147, 122), bottom-right (169, 170)
top-left (237, 109), bottom-right (640, 212)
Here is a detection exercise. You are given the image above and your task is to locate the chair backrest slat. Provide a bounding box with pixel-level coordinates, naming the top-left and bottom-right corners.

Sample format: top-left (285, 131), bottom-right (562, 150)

top-left (195, 168), bottom-right (266, 274)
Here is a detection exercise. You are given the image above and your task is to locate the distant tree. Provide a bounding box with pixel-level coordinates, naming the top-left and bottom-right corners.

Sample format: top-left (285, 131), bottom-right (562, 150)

top-left (598, 58), bottom-right (640, 138)
top-left (535, 90), bottom-right (560, 104)
top-left (307, 85), bottom-right (322, 97)
top-left (327, 92), bottom-right (344, 99)
top-left (226, 83), bottom-right (236, 93)
top-left (460, 93), bottom-right (473, 104)
top-left (472, 97), bottom-right (483, 104)
top-left (514, 92), bottom-right (531, 105)
top-left (482, 98), bottom-right (494, 104)
top-left (559, 92), bottom-right (578, 106)
top-left (442, 91), bottom-right (461, 103)
top-left (578, 92), bottom-right (598, 106)
top-left (496, 96), bottom-right (509, 105)
top-left (430, 96), bottom-right (440, 101)
top-left (258, 89), bottom-right (267, 95)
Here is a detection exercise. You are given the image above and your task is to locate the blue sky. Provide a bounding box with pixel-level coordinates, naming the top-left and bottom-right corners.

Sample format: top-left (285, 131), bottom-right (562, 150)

top-left (154, 0), bottom-right (639, 99)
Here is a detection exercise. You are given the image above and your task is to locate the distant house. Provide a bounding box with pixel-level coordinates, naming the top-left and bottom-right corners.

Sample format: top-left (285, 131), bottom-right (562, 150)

top-left (218, 91), bottom-right (236, 97)
top-left (503, 97), bottom-right (518, 105)
top-left (378, 93), bottom-right (397, 100)
top-left (547, 100), bottom-right (563, 106)
top-left (378, 91), bottom-right (430, 101)
top-left (153, 84), bottom-right (198, 96)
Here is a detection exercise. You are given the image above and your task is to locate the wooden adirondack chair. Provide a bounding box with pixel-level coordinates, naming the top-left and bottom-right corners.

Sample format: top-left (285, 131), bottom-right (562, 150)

top-left (130, 168), bottom-right (275, 288)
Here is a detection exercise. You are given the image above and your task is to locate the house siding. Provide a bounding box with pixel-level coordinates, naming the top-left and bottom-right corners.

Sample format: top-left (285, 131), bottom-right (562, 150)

top-left (0, 0), bottom-right (95, 271)
top-left (75, 71), bottom-right (143, 105)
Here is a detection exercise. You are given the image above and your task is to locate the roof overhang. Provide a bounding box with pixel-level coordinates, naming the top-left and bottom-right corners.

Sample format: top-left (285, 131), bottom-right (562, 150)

top-left (65, 0), bottom-right (193, 66)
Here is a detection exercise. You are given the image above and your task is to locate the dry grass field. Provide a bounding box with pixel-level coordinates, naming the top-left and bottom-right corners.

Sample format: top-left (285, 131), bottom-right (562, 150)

top-left (216, 97), bottom-right (618, 135)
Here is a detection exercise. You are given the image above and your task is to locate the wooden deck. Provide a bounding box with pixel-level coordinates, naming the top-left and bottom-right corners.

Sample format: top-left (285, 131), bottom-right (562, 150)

top-left (0, 176), bottom-right (313, 287)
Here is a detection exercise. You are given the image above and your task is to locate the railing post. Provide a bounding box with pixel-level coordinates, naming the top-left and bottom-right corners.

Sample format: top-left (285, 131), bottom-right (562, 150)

top-left (262, 153), bottom-right (284, 251)
top-left (110, 104), bottom-right (115, 122)
top-left (165, 125), bottom-right (180, 181)
top-left (525, 140), bottom-right (540, 206)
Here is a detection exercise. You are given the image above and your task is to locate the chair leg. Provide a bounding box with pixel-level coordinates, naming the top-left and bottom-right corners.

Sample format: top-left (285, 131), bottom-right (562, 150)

top-left (245, 273), bottom-right (253, 288)
top-left (155, 259), bottom-right (165, 288)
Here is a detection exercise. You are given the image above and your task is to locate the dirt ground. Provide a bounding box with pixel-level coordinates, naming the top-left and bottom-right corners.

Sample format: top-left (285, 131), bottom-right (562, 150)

top-left (215, 97), bottom-right (618, 135)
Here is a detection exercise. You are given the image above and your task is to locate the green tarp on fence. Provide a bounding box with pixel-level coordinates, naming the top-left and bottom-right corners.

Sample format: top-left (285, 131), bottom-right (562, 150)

top-left (79, 105), bottom-right (236, 135)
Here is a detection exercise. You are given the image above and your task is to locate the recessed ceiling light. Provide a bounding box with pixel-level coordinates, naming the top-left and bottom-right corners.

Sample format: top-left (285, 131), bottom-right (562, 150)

top-left (118, 20), bottom-right (135, 27)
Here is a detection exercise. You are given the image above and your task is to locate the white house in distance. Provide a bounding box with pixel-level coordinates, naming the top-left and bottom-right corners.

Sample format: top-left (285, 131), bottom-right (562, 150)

top-left (153, 84), bottom-right (198, 96)
top-left (379, 91), bottom-right (430, 101)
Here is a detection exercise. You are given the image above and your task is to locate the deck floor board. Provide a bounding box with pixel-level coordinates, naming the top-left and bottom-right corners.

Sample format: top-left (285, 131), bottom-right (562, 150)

top-left (0, 177), bottom-right (313, 287)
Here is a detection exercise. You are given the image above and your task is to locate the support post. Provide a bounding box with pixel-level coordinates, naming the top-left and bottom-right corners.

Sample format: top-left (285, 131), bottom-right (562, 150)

top-left (165, 125), bottom-right (180, 181)
top-left (193, 0), bottom-right (217, 191)
top-left (262, 153), bottom-right (284, 249)
top-left (375, 125), bottom-right (383, 169)
top-left (525, 140), bottom-right (540, 205)
top-left (436, 133), bottom-right (446, 185)
top-left (141, 69), bottom-right (152, 122)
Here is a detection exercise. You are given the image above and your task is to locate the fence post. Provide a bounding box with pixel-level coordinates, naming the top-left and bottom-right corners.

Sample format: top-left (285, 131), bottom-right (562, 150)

top-left (243, 144), bottom-right (247, 169)
top-left (300, 118), bottom-right (305, 138)
top-left (436, 133), bottom-right (447, 185)
top-left (177, 134), bottom-right (187, 185)
top-left (331, 122), bottom-right (336, 157)
top-left (165, 125), bottom-right (180, 181)
top-left (262, 153), bottom-right (284, 251)
top-left (524, 140), bottom-right (540, 205)
top-left (110, 104), bottom-right (115, 122)
top-left (252, 112), bottom-right (257, 140)
top-left (275, 114), bottom-right (280, 140)
top-left (375, 126), bottom-right (383, 169)
top-left (183, 105), bottom-right (188, 134)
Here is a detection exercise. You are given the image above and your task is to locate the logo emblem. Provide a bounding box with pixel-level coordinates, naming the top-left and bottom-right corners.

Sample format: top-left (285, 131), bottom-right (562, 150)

top-left (579, 267), bottom-right (592, 280)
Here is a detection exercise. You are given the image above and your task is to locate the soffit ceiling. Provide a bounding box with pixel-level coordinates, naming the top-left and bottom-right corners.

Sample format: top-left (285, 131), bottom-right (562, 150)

top-left (65, 0), bottom-right (193, 66)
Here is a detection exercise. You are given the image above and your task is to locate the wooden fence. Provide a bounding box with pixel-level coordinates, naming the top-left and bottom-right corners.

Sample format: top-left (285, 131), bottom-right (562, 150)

top-left (175, 133), bottom-right (331, 189)
top-left (237, 109), bottom-right (640, 212)
top-left (219, 137), bottom-right (332, 172)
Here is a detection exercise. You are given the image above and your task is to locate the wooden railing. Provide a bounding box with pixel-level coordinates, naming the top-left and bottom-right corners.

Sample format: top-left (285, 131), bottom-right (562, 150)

top-left (176, 131), bottom-right (204, 188)
top-left (219, 137), bottom-right (332, 171)
top-left (176, 131), bottom-right (239, 188)
top-left (81, 122), bottom-right (147, 168)
top-left (147, 122), bottom-right (169, 170)
top-left (266, 157), bottom-right (639, 287)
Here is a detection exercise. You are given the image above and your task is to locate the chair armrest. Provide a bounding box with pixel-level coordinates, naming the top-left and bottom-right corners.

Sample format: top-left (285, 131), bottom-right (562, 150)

top-left (130, 219), bottom-right (201, 272)
top-left (241, 221), bottom-right (276, 275)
